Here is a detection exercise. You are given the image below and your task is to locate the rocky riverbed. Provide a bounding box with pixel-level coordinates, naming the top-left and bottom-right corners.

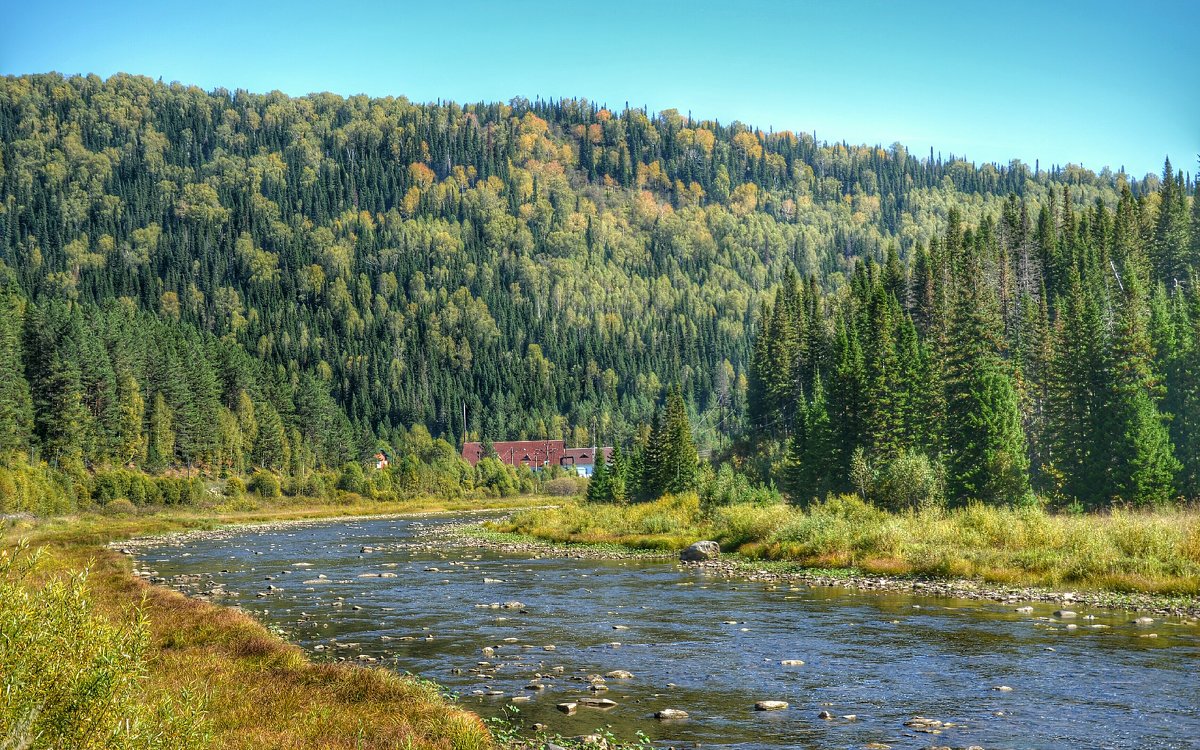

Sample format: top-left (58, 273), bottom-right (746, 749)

top-left (132, 511), bottom-right (1200, 750)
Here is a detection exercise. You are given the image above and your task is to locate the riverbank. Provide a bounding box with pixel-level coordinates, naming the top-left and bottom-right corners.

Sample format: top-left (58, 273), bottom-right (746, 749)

top-left (0, 496), bottom-right (539, 750)
top-left (135, 510), bottom-right (1200, 750)
top-left (481, 495), bottom-right (1200, 617)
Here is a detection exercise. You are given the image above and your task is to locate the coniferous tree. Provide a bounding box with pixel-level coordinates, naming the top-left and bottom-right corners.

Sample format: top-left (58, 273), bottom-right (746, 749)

top-left (1109, 265), bottom-right (1179, 504)
top-left (1191, 161), bottom-right (1200, 279)
top-left (0, 285), bottom-right (33, 460)
top-left (785, 371), bottom-right (837, 503)
top-left (24, 303), bottom-right (90, 470)
top-left (1151, 159), bottom-right (1190, 287)
top-left (1118, 392), bottom-right (1179, 506)
top-left (828, 312), bottom-right (866, 482)
top-left (943, 252), bottom-right (1031, 505)
top-left (1165, 290), bottom-right (1200, 497)
top-left (0, 73), bottom-right (1192, 510)
top-left (864, 287), bottom-right (903, 464)
top-left (643, 386), bottom-right (699, 498)
top-left (254, 401), bottom-right (289, 471)
top-left (146, 392), bottom-right (175, 471)
top-left (608, 444), bottom-right (629, 503)
top-left (628, 424), bottom-right (651, 501)
top-left (586, 451), bottom-right (612, 502)
top-left (1044, 266), bottom-right (1113, 505)
top-left (114, 373), bottom-right (146, 466)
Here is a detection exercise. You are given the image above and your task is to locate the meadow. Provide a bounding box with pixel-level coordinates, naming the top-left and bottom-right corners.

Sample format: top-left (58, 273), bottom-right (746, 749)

top-left (493, 495), bottom-right (1200, 596)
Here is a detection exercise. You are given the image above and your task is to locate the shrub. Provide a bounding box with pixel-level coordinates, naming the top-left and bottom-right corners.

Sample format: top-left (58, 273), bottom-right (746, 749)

top-left (475, 457), bottom-right (519, 497)
top-left (713, 503), bottom-right (793, 549)
top-left (156, 477), bottom-right (182, 505)
top-left (249, 469), bottom-right (281, 498)
top-left (0, 542), bottom-right (209, 749)
top-left (544, 477), bottom-right (584, 497)
top-left (225, 476), bottom-right (246, 497)
top-left (700, 463), bottom-right (782, 509)
top-left (0, 459), bottom-right (76, 516)
top-left (336, 462), bottom-right (370, 496)
top-left (103, 497), bottom-right (138, 516)
top-left (872, 451), bottom-right (945, 511)
top-left (283, 471), bottom-right (335, 499)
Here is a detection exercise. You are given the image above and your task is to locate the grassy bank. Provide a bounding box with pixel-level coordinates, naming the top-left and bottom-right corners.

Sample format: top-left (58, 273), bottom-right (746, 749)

top-left (492, 494), bottom-right (1200, 596)
top-left (0, 496), bottom-right (535, 750)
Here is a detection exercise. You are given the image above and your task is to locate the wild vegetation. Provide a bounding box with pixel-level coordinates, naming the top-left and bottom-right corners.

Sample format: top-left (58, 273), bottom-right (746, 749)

top-left (0, 497), bottom-right (534, 750)
top-left (741, 175), bottom-right (1200, 510)
top-left (0, 540), bottom-right (207, 749)
top-left (0, 72), bottom-right (1179, 480)
top-left (496, 495), bottom-right (1200, 595)
top-left (1, 69), bottom-right (1198, 746)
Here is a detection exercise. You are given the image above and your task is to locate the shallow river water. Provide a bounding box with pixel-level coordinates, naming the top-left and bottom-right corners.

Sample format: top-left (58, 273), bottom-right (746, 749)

top-left (135, 514), bottom-right (1200, 750)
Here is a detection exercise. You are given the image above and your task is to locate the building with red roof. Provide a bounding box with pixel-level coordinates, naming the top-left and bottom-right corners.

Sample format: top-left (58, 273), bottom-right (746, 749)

top-left (461, 440), bottom-right (612, 477)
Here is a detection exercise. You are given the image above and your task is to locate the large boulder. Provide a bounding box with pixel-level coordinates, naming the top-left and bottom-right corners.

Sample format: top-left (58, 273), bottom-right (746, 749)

top-left (680, 540), bottom-right (720, 562)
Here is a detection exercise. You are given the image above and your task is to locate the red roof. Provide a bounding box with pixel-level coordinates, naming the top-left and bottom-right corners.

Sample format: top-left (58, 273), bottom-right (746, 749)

top-left (560, 447), bottom-right (613, 465)
top-left (462, 440), bottom-right (564, 467)
top-left (461, 441), bottom-right (612, 468)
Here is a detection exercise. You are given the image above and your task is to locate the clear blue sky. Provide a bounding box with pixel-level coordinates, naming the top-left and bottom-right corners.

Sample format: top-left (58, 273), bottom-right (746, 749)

top-left (3, 0), bottom-right (1195, 178)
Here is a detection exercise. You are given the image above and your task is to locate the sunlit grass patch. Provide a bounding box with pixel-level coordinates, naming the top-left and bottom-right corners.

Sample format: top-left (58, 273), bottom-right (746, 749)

top-left (497, 496), bottom-right (1200, 595)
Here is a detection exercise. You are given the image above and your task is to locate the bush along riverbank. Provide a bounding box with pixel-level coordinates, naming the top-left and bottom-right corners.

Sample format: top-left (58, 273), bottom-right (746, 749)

top-left (484, 494), bottom-right (1200, 616)
top-left (0, 498), bottom-right (551, 750)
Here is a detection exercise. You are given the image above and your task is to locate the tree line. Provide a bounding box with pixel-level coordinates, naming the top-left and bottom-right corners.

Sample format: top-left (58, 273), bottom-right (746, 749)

top-left (0, 72), bottom-right (1172, 474)
top-left (747, 163), bottom-right (1200, 508)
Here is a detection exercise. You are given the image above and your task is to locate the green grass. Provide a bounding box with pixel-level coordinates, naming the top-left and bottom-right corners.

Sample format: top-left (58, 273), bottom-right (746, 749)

top-left (0, 496), bottom-right (538, 750)
top-left (492, 494), bottom-right (1200, 595)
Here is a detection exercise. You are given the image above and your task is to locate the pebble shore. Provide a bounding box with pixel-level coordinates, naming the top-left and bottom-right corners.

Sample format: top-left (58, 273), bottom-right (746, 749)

top-left (116, 511), bottom-right (1200, 619)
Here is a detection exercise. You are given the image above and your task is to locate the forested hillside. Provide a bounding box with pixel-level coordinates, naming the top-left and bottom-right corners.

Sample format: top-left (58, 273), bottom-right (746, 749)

top-left (0, 72), bottom-right (1189, 483)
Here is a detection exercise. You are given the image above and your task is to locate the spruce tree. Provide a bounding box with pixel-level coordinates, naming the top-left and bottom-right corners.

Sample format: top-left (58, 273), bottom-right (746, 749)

top-left (1167, 290), bottom-right (1200, 497)
top-left (1044, 265), bottom-right (1114, 506)
top-left (586, 450), bottom-right (612, 502)
top-left (864, 287), bottom-right (903, 464)
top-left (786, 371), bottom-right (837, 503)
top-left (1109, 264), bottom-right (1179, 504)
top-left (644, 386), bottom-right (699, 498)
top-left (828, 312), bottom-right (866, 480)
top-left (0, 287), bottom-right (32, 459)
top-left (114, 373), bottom-right (146, 466)
top-left (944, 254), bottom-right (1031, 505)
top-left (608, 444), bottom-right (628, 503)
top-left (1151, 159), bottom-right (1190, 286)
top-left (23, 302), bottom-right (90, 470)
top-left (146, 392), bottom-right (175, 471)
top-left (1118, 392), bottom-right (1179, 506)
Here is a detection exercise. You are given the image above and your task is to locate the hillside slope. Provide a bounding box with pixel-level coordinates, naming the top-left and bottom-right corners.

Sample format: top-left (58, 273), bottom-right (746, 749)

top-left (0, 72), bottom-right (1170, 472)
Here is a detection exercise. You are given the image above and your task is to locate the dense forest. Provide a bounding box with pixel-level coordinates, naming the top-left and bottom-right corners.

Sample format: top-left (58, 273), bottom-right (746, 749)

top-left (0, 72), bottom-right (1194, 506)
top-left (747, 176), bottom-right (1200, 508)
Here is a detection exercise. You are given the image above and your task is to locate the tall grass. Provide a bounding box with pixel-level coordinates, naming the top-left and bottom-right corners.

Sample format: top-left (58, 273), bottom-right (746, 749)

top-left (497, 495), bottom-right (1200, 595)
top-left (0, 541), bottom-right (208, 749)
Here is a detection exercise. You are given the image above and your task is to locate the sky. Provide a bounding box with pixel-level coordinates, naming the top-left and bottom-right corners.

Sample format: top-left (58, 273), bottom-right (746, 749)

top-left (2, 0), bottom-right (1196, 178)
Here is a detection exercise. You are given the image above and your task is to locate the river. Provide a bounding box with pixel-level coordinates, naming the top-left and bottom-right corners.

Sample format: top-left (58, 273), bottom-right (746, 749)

top-left (132, 513), bottom-right (1200, 750)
